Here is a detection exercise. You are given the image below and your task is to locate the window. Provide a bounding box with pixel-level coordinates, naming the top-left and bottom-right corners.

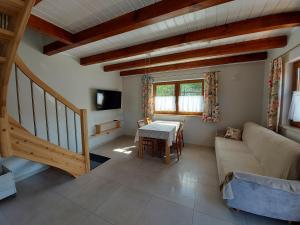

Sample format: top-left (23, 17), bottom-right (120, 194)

top-left (293, 61), bottom-right (300, 91)
top-left (291, 60), bottom-right (300, 128)
top-left (154, 80), bottom-right (204, 115)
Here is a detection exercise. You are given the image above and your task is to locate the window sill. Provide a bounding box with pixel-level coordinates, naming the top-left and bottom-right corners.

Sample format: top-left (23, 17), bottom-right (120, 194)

top-left (280, 125), bottom-right (300, 134)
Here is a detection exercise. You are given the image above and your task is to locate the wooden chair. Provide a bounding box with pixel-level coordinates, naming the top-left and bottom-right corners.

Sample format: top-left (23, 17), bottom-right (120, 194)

top-left (175, 122), bottom-right (183, 160)
top-left (146, 117), bottom-right (152, 124)
top-left (157, 123), bottom-right (183, 160)
top-left (164, 122), bottom-right (183, 161)
top-left (180, 120), bottom-right (185, 151)
top-left (137, 119), bottom-right (156, 158)
top-left (137, 119), bottom-right (146, 128)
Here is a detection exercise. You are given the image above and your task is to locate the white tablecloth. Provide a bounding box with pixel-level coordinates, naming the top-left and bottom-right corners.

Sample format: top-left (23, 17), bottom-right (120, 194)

top-left (134, 120), bottom-right (180, 146)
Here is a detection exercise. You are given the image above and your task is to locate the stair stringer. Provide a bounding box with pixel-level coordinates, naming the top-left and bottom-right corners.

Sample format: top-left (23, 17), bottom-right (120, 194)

top-left (9, 117), bottom-right (87, 177)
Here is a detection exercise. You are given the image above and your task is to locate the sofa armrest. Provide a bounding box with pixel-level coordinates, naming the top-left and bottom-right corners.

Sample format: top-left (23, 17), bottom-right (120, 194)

top-left (222, 172), bottom-right (300, 221)
top-left (222, 171), bottom-right (300, 200)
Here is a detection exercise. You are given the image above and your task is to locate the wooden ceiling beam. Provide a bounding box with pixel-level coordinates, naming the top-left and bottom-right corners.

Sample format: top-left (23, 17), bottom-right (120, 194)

top-left (43, 0), bottom-right (233, 55)
top-left (81, 12), bottom-right (300, 66)
top-left (104, 36), bottom-right (287, 72)
top-left (120, 52), bottom-right (268, 76)
top-left (28, 15), bottom-right (74, 44)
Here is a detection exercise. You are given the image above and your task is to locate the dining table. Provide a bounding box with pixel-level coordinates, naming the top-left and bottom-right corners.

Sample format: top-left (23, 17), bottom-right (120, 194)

top-left (134, 120), bottom-right (181, 164)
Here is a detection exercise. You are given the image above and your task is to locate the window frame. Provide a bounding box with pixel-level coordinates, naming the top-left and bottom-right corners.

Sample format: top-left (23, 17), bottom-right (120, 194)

top-left (291, 60), bottom-right (300, 128)
top-left (153, 79), bottom-right (204, 116)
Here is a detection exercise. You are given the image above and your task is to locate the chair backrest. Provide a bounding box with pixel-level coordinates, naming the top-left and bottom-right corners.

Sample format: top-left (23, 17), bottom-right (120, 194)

top-left (176, 123), bottom-right (183, 143)
top-left (137, 120), bottom-right (146, 128)
top-left (181, 119), bottom-right (185, 130)
top-left (146, 117), bottom-right (152, 124)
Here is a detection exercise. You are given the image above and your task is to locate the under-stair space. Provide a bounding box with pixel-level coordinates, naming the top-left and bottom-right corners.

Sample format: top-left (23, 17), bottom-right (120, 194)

top-left (0, 0), bottom-right (90, 178)
top-left (4, 56), bottom-right (91, 177)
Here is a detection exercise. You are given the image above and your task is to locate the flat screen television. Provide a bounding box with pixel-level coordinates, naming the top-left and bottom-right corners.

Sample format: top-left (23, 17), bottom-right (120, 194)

top-left (96, 90), bottom-right (121, 110)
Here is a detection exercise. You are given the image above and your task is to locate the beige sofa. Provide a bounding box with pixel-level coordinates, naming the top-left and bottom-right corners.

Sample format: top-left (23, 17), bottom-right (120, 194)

top-left (215, 122), bottom-right (300, 221)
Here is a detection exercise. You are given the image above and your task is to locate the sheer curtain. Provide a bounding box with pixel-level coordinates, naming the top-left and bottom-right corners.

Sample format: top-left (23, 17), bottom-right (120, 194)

top-left (179, 96), bottom-right (204, 112)
top-left (155, 96), bottom-right (176, 112)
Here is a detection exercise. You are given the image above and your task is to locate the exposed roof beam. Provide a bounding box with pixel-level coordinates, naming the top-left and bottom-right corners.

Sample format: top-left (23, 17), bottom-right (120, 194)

top-left (43, 0), bottom-right (233, 55)
top-left (28, 15), bottom-right (74, 44)
top-left (81, 12), bottom-right (300, 66)
top-left (120, 52), bottom-right (268, 76)
top-left (104, 36), bottom-right (287, 72)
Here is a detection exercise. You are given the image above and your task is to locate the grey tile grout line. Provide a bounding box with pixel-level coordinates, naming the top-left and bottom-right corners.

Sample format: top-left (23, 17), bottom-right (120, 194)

top-left (130, 193), bottom-right (154, 225)
top-left (40, 184), bottom-right (116, 225)
top-left (46, 175), bottom-right (157, 225)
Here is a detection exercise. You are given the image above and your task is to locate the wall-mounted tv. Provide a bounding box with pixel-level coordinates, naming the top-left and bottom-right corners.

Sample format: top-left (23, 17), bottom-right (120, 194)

top-left (96, 90), bottom-right (122, 110)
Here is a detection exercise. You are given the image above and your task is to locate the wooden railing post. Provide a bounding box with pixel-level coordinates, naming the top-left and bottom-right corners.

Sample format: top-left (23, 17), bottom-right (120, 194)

top-left (0, 108), bottom-right (12, 157)
top-left (80, 109), bottom-right (90, 172)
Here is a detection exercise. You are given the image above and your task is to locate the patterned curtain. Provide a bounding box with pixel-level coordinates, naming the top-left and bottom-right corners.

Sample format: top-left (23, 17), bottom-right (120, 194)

top-left (267, 57), bottom-right (283, 132)
top-left (202, 72), bottom-right (220, 123)
top-left (142, 75), bottom-right (154, 119)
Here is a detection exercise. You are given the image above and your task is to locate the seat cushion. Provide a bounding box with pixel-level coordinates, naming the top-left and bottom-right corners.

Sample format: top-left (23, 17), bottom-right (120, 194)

top-left (215, 137), bottom-right (264, 184)
top-left (215, 137), bottom-right (249, 153)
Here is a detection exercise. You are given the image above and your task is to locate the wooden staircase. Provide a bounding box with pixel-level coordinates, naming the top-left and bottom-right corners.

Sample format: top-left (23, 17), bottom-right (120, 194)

top-left (0, 0), bottom-right (90, 177)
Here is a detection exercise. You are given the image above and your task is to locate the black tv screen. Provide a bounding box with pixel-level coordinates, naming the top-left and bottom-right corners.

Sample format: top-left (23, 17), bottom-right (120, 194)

top-left (96, 90), bottom-right (121, 110)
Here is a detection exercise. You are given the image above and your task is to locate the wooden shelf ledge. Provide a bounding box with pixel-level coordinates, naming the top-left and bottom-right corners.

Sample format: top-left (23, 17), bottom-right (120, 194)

top-left (91, 120), bottom-right (121, 137)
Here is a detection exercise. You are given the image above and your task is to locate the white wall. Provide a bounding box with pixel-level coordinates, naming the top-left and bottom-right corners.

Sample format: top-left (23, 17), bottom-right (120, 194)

top-left (261, 27), bottom-right (300, 143)
top-left (123, 61), bottom-right (265, 147)
top-left (1, 29), bottom-right (124, 181)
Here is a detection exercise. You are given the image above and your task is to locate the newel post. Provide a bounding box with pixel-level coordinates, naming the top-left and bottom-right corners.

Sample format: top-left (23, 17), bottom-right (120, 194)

top-left (0, 108), bottom-right (12, 157)
top-left (80, 109), bottom-right (90, 172)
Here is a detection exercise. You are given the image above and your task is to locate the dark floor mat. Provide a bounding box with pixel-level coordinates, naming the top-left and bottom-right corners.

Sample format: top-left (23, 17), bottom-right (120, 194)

top-left (89, 153), bottom-right (110, 170)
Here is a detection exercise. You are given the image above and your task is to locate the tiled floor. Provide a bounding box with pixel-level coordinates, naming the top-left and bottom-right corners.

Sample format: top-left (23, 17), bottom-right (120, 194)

top-left (0, 136), bottom-right (289, 225)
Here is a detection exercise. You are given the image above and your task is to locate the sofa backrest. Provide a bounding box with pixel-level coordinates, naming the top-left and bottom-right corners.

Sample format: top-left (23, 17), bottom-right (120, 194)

top-left (242, 122), bottom-right (300, 180)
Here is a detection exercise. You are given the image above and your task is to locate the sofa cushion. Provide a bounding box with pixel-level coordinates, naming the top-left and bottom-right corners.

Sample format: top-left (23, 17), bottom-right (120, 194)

top-left (215, 137), bottom-right (264, 183)
top-left (215, 137), bottom-right (248, 153)
top-left (242, 122), bottom-right (300, 180)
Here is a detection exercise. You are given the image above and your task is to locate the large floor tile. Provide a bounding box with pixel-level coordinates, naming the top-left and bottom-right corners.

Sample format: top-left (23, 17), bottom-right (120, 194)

top-left (96, 186), bottom-right (152, 225)
top-left (0, 188), bottom-right (64, 225)
top-left (0, 209), bottom-right (11, 225)
top-left (194, 185), bottom-right (246, 225)
top-left (54, 174), bottom-right (122, 211)
top-left (136, 197), bottom-right (193, 225)
top-left (193, 211), bottom-right (235, 225)
top-left (23, 196), bottom-right (111, 225)
top-left (244, 212), bottom-right (290, 225)
top-left (0, 136), bottom-right (285, 225)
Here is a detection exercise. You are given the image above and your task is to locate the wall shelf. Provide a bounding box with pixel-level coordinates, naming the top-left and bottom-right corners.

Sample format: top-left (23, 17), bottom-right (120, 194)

top-left (91, 120), bottom-right (121, 137)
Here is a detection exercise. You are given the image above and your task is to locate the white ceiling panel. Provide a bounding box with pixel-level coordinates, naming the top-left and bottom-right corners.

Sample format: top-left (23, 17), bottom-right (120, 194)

top-left (32, 0), bottom-right (160, 33)
top-left (32, 0), bottom-right (300, 64)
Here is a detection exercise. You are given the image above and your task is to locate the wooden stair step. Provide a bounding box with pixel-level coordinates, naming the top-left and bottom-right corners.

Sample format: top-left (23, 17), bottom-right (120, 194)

top-left (0, 0), bottom-right (25, 11)
top-left (0, 56), bottom-right (6, 63)
top-left (0, 28), bottom-right (14, 40)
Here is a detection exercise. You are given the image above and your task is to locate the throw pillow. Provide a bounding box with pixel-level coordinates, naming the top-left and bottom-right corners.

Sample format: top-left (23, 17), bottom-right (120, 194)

top-left (224, 127), bottom-right (242, 140)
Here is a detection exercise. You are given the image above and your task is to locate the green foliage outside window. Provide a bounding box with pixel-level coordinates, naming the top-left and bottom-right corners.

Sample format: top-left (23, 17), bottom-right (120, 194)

top-left (180, 83), bottom-right (202, 96)
top-left (156, 84), bottom-right (175, 96)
